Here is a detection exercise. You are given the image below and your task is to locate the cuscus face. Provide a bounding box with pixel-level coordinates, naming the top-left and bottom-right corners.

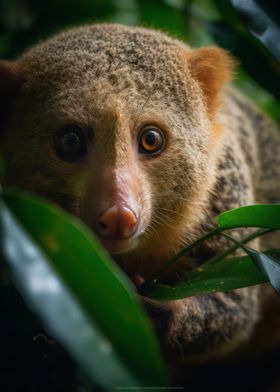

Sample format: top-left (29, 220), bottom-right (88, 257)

top-left (0, 24), bottom-right (233, 278)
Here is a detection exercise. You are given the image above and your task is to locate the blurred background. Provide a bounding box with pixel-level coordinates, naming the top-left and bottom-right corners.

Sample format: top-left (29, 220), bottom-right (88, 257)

top-left (0, 1), bottom-right (280, 390)
top-left (0, 0), bottom-right (279, 122)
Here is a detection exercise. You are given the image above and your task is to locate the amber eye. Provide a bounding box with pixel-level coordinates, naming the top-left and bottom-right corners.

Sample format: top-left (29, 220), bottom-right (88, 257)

top-left (138, 126), bottom-right (165, 155)
top-left (55, 125), bottom-right (87, 161)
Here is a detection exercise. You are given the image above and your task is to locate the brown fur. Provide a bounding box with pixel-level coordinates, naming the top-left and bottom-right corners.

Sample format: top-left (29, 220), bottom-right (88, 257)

top-left (1, 23), bottom-right (280, 383)
top-left (187, 47), bottom-right (235, 115)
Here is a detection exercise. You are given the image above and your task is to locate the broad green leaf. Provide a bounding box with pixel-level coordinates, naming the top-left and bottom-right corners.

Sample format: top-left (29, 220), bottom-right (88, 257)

top-left (2, 190), bottom-right (166, 386)
top-left (140, 251), bottom-right (277, 300)
top-left (217, 204), bottom-right (280, 230)
top-left (244, 248), bottom-right (280, 295)
top-left (0, 199), bottom-right (139, 390)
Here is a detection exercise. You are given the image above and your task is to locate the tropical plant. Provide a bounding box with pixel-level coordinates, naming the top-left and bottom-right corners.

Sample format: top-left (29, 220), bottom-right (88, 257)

top-left (0, 0), bottom-right (279, 390)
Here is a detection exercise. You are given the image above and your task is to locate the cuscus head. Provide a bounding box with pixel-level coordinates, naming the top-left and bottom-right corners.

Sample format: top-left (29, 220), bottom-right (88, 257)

top-left (0, 24), bottom-right (234, 276)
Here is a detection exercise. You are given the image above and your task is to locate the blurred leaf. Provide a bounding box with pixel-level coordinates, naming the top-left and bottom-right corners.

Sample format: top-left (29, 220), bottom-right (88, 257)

top-left (2, 190), bottom-right (166, 387)
top-left (217, 204), bottom-right (280, 230)
top-left (233, 70), bottom-right (280, 123)
top-left (206, 19), bottom-right (280, 100)
top-left (185, 1), bottom-right (216, 47)
top-left (181, 0), bottom-right (280, 122)
top-left (138, 0), bottom-right (186, 38)
top-left (0, 199), bottom-right (140, 389)
top-left (254, 0), bottom-right (280, 25)
top-left (190, 0), bottom-right (221, 20)
top-left (231, 0), bottom-right (280, 61)
top-left (110, 0), bottom-right (140, 26)
top-left (209, 0), bottom-right (280, 100)
top-left (0, 0), bottom-right (35, 32)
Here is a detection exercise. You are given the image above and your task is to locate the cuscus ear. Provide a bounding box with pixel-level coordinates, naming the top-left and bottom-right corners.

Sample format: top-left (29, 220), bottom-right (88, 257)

top-left (187, 46), bottom-right (236, 115)
top-left (0, 60), bottom-right (22, 133)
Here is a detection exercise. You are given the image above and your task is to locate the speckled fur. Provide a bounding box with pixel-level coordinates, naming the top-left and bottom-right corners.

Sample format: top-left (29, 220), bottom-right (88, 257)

top-left (1, 24), bottom-right (280, 381)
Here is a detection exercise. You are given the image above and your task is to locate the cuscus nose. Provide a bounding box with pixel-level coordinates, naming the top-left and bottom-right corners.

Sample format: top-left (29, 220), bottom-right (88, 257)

top-left (96, 204), bottom-right (138, 240)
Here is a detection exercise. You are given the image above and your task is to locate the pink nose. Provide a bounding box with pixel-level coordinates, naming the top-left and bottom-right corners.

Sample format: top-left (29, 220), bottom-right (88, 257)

top-left (96, 204), bottom-right (138, 240)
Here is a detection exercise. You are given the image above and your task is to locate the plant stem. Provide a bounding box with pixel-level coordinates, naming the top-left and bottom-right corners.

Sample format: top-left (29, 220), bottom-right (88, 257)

top-left (140, 220), bottom-right (278, 294)
top-left (219, 231), bottom-right (249, 250)
top-left (141, 227), bottom-right (221, 289)
top-left (140, 226), bottom-right (277, 293)
top-left (206, 228), bottom-right (275, 265)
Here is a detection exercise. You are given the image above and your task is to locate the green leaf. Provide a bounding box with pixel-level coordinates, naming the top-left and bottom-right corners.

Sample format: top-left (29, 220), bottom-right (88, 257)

top-left (141, 204), bottom-right (280, 293)
top-left (0, 200), bottom-right (138, 390)
top-left (140, 251), bottom-right (275, 300)
top-left (2, 190), bottom-right (166, 386)
top-left (217, 204), bottom-right (280, 230)
top-left (141, 204), bottom-right (280, 300)
top-left (244, 248), bottom-right (280, 295)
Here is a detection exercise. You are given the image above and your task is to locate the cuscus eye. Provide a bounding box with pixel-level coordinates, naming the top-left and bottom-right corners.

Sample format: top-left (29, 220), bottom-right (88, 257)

top-left (55, 125), bottom-right (87, 161)
top-left (138, 126), bottom-right (165, 155)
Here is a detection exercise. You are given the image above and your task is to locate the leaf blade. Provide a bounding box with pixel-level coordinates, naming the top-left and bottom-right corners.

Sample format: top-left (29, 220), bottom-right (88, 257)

top-left (245, 248), bottom-right (280, 295)
top-left (141, 252), bottom-right (273, 301)
top-left (2, 190), bottom-right (166, 386)
top-left (217, 204), bottom-right (280, 230)
top-left (0, 199), bottom-right (138, 390)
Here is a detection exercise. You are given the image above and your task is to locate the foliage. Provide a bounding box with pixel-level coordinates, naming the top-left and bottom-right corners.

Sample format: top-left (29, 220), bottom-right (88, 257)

top-left (184, 0), bottom-right (280, 121)
top-left (0, 0), bottom-right (280, 389)
top-left (140, 205), bottom-right (280, 299)
top-left (2, 190), bottom-right (280, 388)
top-left (1, 191), bottom-right (166, 390)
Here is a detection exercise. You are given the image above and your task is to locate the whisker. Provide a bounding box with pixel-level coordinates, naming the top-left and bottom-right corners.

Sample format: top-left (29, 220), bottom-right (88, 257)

top-left (152, 212), bottom-right (182, 233)
top-left (145, 222), bottom-right (161, 244)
